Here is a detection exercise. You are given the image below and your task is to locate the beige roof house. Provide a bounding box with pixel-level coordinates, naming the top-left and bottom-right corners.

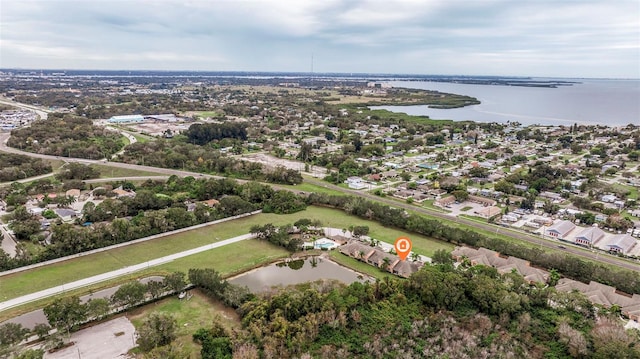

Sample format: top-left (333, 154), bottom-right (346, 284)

top-left (451, 246), bottom-right (550, 284)
top-left (555, 278), bottom-right (640, 321)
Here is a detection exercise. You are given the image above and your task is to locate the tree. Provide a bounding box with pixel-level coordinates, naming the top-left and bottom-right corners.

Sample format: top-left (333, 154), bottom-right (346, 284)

top-left (432, 249), bottom-right (453, 266)
top-left (147, 280), bottom-right (166, 299)
top-left (86, 298), bottom-right (110, 320)
top-left (352, 225), bottom-right (369, 238)
top-left (188, 268), bottom-right (229, 299)
top-left (43, 296), bottom-right (87, 336)
top-left (136, 313), bottom-right (178, 352)
top-left (163, 272), bottom-right (186, 293)
top-left (15, 349), bottom-right (45, 359)
top-left (32, 323), bottom-right (51, 340)
top-left (451, 190), bottom-right (469, 202)
top-left (111, 281), bottom-right (147, 308)
top-left (0, 322), bottom-right (29, 348)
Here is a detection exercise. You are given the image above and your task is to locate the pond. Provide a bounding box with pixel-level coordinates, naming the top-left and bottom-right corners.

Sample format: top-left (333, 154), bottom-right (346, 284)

top-left (228, 256), bottom-right (370, 292)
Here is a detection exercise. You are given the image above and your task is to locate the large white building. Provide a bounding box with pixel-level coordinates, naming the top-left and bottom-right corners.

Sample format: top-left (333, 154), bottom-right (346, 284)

top-left (108, 114), bottom-right (144, 123)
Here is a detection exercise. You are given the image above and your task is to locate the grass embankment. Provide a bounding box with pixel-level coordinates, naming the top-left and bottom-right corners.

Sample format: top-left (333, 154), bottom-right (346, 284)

top-left (328, 251), bottom-right (395, 280)
top-left (280, 180), bottom-right (346, 196)
top-left (89, 163), bottom-right (167, 179)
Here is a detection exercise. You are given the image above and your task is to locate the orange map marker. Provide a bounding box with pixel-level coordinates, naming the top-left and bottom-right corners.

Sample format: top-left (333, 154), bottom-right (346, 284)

top-left (394, 236), bottom-right (412, 261)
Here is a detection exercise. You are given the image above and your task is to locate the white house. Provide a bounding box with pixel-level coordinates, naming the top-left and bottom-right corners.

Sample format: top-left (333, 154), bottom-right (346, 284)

top-left (344, 176), bottom-right (367, 190)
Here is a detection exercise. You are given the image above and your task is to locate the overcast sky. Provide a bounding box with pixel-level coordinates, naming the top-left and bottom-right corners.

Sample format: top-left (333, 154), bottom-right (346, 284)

top-left (1, 0), bottom-right (638, 78)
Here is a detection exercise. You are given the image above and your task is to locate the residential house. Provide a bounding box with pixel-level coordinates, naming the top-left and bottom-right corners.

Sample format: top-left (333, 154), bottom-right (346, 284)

top-left (65, 189), bottom-right (81, 198)
top-left (556, 278), bottom-right (640, 321)
top-left (344, 176), bottom-right (367, 190)
top-left (202, 199), bottom-right (220, 207)
top-left (468, 195), bottom-right (497, 207)
top-left (451, 246), bottom-right (549, 284)
top-left (546, 220), bottom-right (576, 239)
top-left (474, 206), bottom-right (502, 219)
top-left (339, 241), bottom-right (422, 278)
top-left (435, 195), bottom-right (455, 208)
top-left (112, 189), bottom-right (136, 198)
top-left (53, 208), bottom-right (78, 222)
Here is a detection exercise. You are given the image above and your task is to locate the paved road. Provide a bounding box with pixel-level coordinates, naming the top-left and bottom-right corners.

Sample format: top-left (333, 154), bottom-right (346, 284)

top-left (0, 97), bottom-right (50, 120)
top-left (303, 177), bottom-right (640, 274)
top-left (0, 233), bottom-right (255, 312)
top-left (2, 276), bottom-right (163, 330)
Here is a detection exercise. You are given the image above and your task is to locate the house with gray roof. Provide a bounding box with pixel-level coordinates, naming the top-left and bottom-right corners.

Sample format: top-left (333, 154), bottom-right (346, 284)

top-left (606, 234), bottom-right (637, 254)
top-left (574, 227), bottom-right (605, 246)
top-left (546, 220), bottom-right (576, 240)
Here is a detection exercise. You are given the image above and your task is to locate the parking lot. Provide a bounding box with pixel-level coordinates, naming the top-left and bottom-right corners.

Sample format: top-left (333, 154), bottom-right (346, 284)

top-left (45, 316), bottom-right (135, 359)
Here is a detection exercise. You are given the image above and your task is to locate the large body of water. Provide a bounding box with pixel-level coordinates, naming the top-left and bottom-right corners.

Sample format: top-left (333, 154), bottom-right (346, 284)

top-left (229, 256), bottom-right (368, 292)
top-left (372, 79), bottom-right (639, 127)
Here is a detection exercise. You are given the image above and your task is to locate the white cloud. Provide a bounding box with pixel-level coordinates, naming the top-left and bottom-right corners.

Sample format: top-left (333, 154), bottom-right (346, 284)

top-left (0, 0), bottom-right (638, 77)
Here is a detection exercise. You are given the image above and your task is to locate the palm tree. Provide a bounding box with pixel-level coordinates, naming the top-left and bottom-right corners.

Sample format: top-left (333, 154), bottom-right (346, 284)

top-left (358, 250), bottom-right (365, 261)
top-left (410, 252), bottom-right (420, 262)
top-left (381, 257), bottom-right (391, 271)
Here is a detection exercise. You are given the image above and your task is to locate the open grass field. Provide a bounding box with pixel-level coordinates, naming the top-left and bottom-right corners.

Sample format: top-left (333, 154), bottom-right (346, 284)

top-left (129, 290), bottom-right (240, 357)
top-left (89, 163), bottom-right (167, 178)
top-left (129, 132), bottom-right (154, 144)
top-left (280, 180), bottom-right (345, 196)
top-left (0, 206), bottom-right (451, 303)
top-left (193, 110), bottom-right (223, 118)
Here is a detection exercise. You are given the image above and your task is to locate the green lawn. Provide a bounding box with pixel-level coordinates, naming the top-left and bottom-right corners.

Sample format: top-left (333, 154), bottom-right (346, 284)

top-left (89, 163), bottom-right (167, 178)
top-left (129, 132), bottom-right (154, 144)
top-left (194, 111), bottom-right (222, 119)
top-left (129, 290), bottom-right (240, 356)
top-left (328, 251), bottom-right (395, 280)
top-left (280, 180), bottom-right (345, 196)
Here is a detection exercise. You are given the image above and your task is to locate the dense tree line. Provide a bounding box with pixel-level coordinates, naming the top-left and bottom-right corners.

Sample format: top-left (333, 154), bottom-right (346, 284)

top-left (7, 115), bottom-right (124, 159)
top-left (0, 153), bottom-right (52, 182)
top-left (0, 177), bottom-right (307, 271)
top-left (307, 193), bottom-right (640, 295)
top-left (118, 139), bottom-right (302, 184)
top-left (185, 122), bottom-right (248, 145)
top-left (179, 264), bottom-right (639, 358)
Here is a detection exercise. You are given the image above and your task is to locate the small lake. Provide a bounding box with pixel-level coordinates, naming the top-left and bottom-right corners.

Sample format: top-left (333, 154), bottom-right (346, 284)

top-left (228, 256), bottom-right (369, 292)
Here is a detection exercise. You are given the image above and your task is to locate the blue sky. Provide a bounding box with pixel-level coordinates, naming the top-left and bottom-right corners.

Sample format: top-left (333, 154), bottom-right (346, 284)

top-left (1, 0), bottom-right (638, 78)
